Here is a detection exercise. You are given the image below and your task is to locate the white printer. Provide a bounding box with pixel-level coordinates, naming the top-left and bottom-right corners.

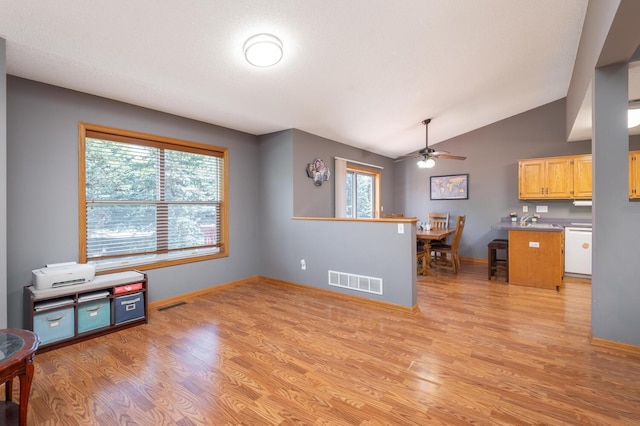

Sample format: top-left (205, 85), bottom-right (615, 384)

top-left (32, 262), bottom-right (96, 290)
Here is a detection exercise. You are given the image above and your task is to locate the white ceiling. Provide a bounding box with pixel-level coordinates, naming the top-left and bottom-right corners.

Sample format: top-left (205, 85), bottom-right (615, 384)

top-left (0, 0), bottom-right (589, 158)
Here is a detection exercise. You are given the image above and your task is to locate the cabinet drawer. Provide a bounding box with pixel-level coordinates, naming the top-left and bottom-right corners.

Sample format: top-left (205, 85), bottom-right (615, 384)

top-left (78, 299), bottom-right (111, 333)
top-left (114, 292), bottom-right (145, 324)
top-left (33, 306), bottom-right (74, 344)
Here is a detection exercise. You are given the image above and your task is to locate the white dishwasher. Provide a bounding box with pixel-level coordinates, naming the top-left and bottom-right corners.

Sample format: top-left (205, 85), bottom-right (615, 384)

top-left (564, 225), bottom-right (592, 276)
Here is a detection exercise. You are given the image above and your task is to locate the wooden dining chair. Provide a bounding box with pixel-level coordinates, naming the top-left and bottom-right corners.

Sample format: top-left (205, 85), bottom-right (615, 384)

top-left (428, 212), bottom-right (449, 230)
top-left (427, 212), bottom-right (450, 248)
top-left (432, 215), bottom-right (466, 273)
top-left (416, 240), bottom-right (428, 276)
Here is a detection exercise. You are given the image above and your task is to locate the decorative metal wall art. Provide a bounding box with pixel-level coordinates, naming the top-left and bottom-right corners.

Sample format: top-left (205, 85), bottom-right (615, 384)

top-left (306, 158), bottom-right (330, 186)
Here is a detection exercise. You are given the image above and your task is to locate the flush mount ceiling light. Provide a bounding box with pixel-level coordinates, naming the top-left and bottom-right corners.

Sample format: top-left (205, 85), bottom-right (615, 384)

top-left (629, 99), bottom-right (640, 129)
top-left (243, 34), bottom-right (283, 67)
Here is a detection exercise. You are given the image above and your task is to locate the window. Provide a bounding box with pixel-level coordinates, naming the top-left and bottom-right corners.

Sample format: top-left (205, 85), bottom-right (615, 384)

top-left (79, 123), bottom-right (228, 272)
top-left (345, 165), bottom-right (380, 219)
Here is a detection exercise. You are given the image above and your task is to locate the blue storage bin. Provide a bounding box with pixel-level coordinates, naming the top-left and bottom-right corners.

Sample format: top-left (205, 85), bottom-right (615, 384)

top-left (114, 292), bottom-right (145, 324)
top-left (78, 299), bottom-right (111, 333)
top-left (33, 306), bottom-right (74, 344)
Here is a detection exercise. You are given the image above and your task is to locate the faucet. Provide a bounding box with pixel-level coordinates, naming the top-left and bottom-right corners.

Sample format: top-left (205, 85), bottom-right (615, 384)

top-left (520, 214), bottom-right (533, 225)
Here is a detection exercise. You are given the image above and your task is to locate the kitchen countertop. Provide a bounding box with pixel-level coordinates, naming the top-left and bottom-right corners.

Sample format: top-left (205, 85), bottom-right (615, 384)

top-left (493, 222), bottom-right (563, 232)
top-left (493, 218), bottom-right (592, 232)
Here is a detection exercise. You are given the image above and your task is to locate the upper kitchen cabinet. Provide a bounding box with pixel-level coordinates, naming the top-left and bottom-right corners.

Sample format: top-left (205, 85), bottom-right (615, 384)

top-left (630, 151), bottom-right (640, 199)
top-left (518, 157), bottom-right (574, 199)
top-left (572, 155), bottom-right (592, 199)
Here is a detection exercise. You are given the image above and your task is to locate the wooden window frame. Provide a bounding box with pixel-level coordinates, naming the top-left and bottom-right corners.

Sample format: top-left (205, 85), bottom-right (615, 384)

top-left (346, 164), bottom-right (381, 219)
top-left (78, 123), bottom-right (229, 273)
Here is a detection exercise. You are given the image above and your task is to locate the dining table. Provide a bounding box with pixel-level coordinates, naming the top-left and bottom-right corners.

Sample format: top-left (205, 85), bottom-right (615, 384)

top-left (0, 328), bottom-right (39, 426)
top-left (416, 228), bottom-right (455, 274)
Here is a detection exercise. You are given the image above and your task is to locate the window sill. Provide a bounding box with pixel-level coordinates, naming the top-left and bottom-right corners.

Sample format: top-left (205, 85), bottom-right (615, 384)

top-left (91, 248), bottom-right (226, 274)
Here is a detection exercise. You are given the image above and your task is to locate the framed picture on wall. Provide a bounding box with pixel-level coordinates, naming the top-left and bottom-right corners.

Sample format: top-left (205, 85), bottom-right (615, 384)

top-left (430, 174), bottom-right (469, 200)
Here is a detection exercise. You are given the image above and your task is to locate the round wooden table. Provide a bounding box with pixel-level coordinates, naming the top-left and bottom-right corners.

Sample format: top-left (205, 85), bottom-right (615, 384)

top-left (0, 329), bottom-right (39, 426)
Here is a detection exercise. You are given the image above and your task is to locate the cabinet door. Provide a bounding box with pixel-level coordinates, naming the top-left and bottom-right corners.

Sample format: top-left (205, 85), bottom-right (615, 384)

top-left (519, 160), bottom-right (546, 199)
top-left (573, 155), bottom-right (592, 199)
top-left (630, 152), bottom-right (640, 199)
top-left (508, 230), bottom-right (563, 290)
top-left (545, 157), bottom-right (573, 198)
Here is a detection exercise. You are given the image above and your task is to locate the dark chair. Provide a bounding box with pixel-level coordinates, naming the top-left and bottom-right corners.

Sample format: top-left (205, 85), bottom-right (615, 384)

top-left (488, 238), bottom-right (509, 282)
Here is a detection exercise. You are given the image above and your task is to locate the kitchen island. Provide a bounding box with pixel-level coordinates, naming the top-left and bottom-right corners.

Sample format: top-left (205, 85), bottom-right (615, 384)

top-left (493, 221), bottom-right (564, 290)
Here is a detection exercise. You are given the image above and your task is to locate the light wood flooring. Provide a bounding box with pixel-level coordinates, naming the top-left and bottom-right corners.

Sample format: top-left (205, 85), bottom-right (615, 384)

top-left (11, 263), bottom-right (640, 425)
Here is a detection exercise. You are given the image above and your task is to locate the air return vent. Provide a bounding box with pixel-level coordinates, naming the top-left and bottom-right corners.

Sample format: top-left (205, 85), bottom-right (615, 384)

top-left (328, 270), bottom-right (383, 295)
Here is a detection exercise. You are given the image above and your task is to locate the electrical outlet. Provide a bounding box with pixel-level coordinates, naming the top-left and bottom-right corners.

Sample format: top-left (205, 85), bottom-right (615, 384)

top-left (522, 206), bottom-right (528, 213)
top-left (536, 205), bottom-right (548, 213)
top-left (300, 259), bottom-right (306, 270)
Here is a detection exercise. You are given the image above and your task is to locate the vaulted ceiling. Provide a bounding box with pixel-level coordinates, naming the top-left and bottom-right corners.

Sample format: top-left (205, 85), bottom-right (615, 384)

top-left (0, 0), bottom-right (589, 158)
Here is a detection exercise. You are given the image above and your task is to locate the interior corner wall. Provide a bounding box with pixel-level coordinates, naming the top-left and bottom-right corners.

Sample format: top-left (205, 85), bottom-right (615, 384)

top-left (0, 38), bottom-right (7, 329)
top-left (6, 77), bottom-right (261, 328)
top-left (291, 129), bottom-right (396, 217)
top-left (258, 130), bottom-right (295, 277)
top-left (258, 129), bottom-right (415, 308)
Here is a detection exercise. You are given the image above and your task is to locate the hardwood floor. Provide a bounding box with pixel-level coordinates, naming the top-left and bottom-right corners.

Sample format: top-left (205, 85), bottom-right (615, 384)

top-left (10, 263), bottom-right (640, 425)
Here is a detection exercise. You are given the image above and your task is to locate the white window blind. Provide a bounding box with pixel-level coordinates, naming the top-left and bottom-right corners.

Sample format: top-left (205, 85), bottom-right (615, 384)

top-left (80, 125), bottom-right (226, 270)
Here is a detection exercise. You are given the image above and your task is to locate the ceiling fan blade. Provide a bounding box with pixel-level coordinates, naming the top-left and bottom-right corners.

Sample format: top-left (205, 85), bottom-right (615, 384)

top-left (398, 119), bottom-right (467, 164)
top-left (435, 153), bottom-right (467, 160)
top-left (394, 152), bottom-right (421, 162)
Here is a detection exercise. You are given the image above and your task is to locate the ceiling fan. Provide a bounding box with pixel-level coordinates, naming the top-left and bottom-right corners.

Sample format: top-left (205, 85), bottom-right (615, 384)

top-left (396, 118), bottom-right (467, 168)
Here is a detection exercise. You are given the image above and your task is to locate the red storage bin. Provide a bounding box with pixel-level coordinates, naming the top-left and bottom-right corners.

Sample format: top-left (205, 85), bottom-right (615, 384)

top-left (114, 282), bottom-right (143, 294)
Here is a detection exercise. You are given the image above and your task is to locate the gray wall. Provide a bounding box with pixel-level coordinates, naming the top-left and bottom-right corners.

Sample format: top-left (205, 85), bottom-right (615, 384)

top-left (259, 130), bottom-right (416, 308)
top-left (397, 99), bottom-right (594, 261)
top-left (258, 130), bottom-right (295, 275)
top-left (291, 129), bottom-right (396, 217)
top-left (592, 63), bottom-right (640, 345)
top-left (6, 77), bottom-right (261, 328)
top-left (0, 38), bottom-right (6, 328)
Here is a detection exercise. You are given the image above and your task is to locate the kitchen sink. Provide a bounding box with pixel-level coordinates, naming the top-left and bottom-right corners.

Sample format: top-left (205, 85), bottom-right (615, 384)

top-left (519, 223), bottom-right (561, 229)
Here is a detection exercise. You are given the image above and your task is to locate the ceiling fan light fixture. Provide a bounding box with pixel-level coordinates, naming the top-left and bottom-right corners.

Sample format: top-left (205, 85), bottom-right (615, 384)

top-left (243, 33), bottom-right (283, 67)
top-left (417, 157), bottom-right (435, 168)
top-left (400, 117), bottom-right (464, 168)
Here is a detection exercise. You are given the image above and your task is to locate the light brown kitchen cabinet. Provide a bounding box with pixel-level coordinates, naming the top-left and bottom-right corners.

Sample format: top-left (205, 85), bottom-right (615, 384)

top-left (630, 151), bottom-right (640, 198)
top-left (520, 152), bottom-right (640, 200)
top-left (508, 230), bottom-right (564, 290)
top-left (572, 155), bottom-right (592, 199)
top-left (518, 157), bottom-right (573, 199)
